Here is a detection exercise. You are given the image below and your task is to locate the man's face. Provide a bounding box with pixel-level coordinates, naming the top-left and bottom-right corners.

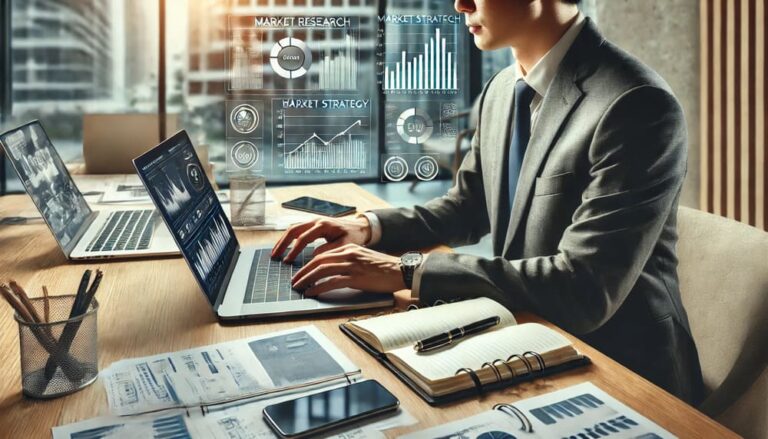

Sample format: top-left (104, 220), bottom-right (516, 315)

top-left (455, 0), bottom-right (535, 50)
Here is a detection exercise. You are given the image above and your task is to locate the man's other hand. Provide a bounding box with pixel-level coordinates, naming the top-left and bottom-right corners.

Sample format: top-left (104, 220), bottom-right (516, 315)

top-left (271, 216), bottom-right (372, 263)
top-left (291, 244), bottom-right (405, 296)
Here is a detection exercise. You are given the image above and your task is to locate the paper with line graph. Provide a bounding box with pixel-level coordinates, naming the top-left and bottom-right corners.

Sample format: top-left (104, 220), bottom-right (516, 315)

top-left (101, 326), bottom-right (360, 416)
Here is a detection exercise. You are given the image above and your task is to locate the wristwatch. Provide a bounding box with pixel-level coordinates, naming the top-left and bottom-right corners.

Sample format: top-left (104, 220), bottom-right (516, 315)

top-left (400, 252), bottom-right (423, 290)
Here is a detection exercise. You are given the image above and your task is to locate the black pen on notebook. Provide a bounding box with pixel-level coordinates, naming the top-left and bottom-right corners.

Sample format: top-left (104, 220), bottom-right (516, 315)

top-left (414, 316), bottom-right (501, 353)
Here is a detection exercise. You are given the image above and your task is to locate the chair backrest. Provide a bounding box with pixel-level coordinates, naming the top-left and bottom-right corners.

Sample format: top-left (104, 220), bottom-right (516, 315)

top-left (676, 206), bottom-right (768, 438)
top-left (83, 113), bottom-right (179, 174)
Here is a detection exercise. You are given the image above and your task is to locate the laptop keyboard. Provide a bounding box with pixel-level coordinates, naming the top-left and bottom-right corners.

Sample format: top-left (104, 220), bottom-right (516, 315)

top-left (85, 210), bottom-right (157, 252)
top-left (243, 248), bottom-right (314, 303)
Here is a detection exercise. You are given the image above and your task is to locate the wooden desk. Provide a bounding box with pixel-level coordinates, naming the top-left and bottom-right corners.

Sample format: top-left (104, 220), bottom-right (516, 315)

top-left (0, 183), bottom-right (735, 438)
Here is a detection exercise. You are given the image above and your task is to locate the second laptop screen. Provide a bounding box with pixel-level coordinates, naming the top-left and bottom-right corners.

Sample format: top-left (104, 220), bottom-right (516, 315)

top-left (135, 132), bottom-right (238, 304)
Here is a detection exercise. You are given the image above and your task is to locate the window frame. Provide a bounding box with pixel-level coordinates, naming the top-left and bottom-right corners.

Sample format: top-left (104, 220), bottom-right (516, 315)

top-left (0, 0), bottom-right (11, 195)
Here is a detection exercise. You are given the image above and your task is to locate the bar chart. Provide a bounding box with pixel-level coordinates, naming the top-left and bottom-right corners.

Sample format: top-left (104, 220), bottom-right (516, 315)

top-left (382, 27), bottom-right (459, 94)
top-left (284, 121), bottom-right (368, 171)
top-left (316, 33), bottom-right (358, 90)
top-left (229, 29), bottom-right (263, 91)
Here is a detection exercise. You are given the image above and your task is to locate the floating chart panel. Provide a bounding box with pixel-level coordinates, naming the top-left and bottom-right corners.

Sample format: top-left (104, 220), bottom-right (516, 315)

top-left (228, 16), bottom-right (361, 92)
top-left (385, 101), bottom-right (458, 148)
top-left (272, 98), bottom-right (373, 176)
top-left (225, 101), bottom-right (266, 173)
top-left (378, 14), bottom-right (463, 95)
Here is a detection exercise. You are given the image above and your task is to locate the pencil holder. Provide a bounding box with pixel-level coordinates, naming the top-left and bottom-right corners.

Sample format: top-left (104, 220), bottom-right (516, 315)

top-left (14, 295), bottom-right (99, 399)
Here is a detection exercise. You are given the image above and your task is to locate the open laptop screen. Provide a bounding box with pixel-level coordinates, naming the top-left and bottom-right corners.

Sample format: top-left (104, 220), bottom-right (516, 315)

top-left (134, 131), bottom-right (238, 305)
top-left (0, 121), bottom-right (92, 249)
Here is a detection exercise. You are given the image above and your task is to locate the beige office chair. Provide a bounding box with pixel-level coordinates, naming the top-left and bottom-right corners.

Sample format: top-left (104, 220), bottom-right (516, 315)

top-left (676, 206), bottom-right (768, 439)
top-left (83, 113), bottom-right (179, 174)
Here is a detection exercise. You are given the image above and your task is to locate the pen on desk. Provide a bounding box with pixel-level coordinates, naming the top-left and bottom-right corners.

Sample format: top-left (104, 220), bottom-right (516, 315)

top-left (414, 316), bottom-right (501, 353)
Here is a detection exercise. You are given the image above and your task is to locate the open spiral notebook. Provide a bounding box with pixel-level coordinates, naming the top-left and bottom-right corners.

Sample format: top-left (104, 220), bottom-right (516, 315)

top-left (340, 297), bottom-right (591, 405)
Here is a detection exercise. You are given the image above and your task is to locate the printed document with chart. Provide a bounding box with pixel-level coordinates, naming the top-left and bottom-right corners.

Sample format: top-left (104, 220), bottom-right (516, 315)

top-left (101, 325), bottom-right (360, 416)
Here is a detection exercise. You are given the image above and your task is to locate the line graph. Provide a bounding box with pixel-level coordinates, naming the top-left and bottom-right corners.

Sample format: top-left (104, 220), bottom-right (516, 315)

top-left (285, 120), bottom-right (366, 170)
top-left (285, 119), bottom-right (362, 155)
top-left (273, 100), bottom-right (372, 175)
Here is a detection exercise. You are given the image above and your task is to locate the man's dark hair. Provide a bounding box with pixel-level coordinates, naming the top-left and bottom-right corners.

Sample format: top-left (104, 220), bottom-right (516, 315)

top-left (562, 0), bottom-right (582, 4)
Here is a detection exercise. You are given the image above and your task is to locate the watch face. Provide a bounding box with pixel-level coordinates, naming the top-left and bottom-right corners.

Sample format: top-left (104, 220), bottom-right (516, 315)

top-left (402, 252), bottom-right (423, 267)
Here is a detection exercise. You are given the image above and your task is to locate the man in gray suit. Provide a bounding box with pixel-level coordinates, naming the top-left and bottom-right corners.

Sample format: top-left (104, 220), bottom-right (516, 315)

top-left (272, 0), bottom-right (705, 404)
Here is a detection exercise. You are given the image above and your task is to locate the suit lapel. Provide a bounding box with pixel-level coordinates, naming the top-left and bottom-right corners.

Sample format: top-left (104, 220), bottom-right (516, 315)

top-left (501, 20), bottom-right (603, 257)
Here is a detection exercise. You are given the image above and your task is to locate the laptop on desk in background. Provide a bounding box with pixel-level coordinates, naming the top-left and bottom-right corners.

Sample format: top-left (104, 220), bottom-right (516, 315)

top-left (0, 121), bottom-right (179, 260)
top-left (133, 130), bottom-right (393, 319)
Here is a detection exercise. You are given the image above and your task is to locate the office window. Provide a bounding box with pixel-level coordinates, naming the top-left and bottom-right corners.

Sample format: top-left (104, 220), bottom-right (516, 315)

top-left (1, 0), bottom-right (159, 193)
top-left (1, 0), bottom-right (475, 191)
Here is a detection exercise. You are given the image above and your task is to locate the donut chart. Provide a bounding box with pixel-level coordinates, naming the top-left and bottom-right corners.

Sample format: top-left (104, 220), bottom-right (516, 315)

top-left (396, 108), bottom-right (434, 145)
top-left (270, 37), bottom-right (312, 79)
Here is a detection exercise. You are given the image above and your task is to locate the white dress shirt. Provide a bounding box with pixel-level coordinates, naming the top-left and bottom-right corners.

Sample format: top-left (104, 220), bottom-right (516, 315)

top-left (365, 13), bottom-right (587, 298)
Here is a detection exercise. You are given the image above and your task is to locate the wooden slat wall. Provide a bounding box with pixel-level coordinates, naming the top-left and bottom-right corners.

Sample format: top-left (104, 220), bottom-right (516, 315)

top-left (701, 0), bottom-right (766, 230)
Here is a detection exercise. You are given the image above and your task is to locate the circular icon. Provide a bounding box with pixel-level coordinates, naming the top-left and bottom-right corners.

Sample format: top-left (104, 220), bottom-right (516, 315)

top-left (186, 163), bottom-right (205, 191)
top-left (270, 37), bottom-right (312, 79)
top-left (383, 156), bottom-right (408, 182)
top-left (414, 156), bottom-right (439, 181)
top-left (396, 108), bottom-right (434, 145)
top-left (230, 104), bottom-right (260, 134)
top-left (230, 141), bottom-right (260, 170)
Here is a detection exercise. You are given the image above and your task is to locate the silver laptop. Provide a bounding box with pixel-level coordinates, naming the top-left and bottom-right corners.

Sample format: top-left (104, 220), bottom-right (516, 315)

top-left (0, 121), bottom-right (178, 260)
top-left (133, 130), bottom-right (393, 319)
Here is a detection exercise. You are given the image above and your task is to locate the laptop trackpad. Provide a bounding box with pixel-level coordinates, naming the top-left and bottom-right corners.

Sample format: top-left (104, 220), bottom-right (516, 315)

top-left (316, 288), bottom-right (388, 304)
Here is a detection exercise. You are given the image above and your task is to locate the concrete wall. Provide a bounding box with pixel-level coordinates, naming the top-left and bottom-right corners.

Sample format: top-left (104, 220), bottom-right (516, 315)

top-left (594, 0), bottom-right (700, 208)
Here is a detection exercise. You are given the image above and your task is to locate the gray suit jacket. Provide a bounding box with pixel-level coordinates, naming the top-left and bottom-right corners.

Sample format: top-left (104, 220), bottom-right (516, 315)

top-left (370, 20), bottom-right (705, 404)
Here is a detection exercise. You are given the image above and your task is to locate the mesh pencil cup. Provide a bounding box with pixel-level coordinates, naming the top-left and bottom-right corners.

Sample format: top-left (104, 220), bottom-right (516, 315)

top-left (14, 295), bottom-right (99, 399)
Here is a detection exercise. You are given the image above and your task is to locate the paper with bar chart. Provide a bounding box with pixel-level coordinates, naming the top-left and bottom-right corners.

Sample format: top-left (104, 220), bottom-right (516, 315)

top-left (380, 18), bottom-right (461, 95)
top-left (272, 98), bottom-right (372, 175)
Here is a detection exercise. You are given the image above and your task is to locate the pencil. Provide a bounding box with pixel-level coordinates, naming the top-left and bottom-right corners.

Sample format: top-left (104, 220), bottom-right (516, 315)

top-left (0, 283), bottom-right (35, 323)
top-left (42, 286), bottom-right (50, 323)
top-left (9, 281), bottom-right (44, 324)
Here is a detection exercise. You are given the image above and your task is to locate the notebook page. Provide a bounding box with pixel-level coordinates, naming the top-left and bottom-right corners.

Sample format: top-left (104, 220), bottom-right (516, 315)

top-left (390, 323), bottom-right (572, 381)
top-left (350, 297), bottom-right (516, 352)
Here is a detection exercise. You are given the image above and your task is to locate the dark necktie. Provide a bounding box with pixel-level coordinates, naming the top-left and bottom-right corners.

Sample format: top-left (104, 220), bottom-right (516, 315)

top-left (508, 79), bottom-right (537, 209)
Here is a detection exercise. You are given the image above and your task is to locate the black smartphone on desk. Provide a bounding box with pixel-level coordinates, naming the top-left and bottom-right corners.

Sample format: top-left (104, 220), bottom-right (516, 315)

top-left (281, 196), bottom-right (356, 217)
top-left (263, 380), bottom-right (399, 438)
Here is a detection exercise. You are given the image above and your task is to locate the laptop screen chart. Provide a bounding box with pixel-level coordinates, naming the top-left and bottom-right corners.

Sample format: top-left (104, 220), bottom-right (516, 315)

top-left (0, 122), bottom-right (91, 249)
top-left (136, 135), bottom-right (237, 304)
